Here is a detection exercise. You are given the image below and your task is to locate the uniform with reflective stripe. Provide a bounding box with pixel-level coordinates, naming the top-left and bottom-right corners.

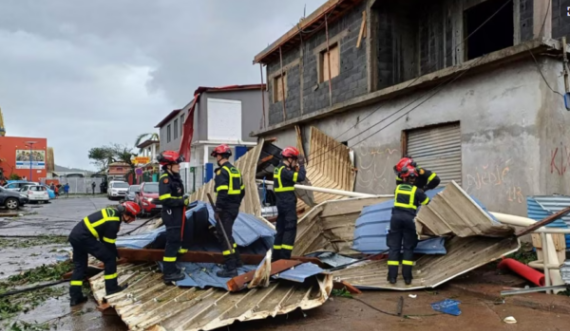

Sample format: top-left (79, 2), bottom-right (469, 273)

top-left (159, 170), bottom-right (187, 274)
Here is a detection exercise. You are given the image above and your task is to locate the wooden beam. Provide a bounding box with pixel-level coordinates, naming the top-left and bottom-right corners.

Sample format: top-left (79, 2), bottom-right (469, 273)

top-left (516, 206), bottom-right (570, 238)
top-left (227, 260), bottom-right (303, 292)
top-left (258, 155), bottom-right (274, 165)
top-left (116, 248), bottom-right (324, 267)
top-left (356, 11), bottom-right (366, 48)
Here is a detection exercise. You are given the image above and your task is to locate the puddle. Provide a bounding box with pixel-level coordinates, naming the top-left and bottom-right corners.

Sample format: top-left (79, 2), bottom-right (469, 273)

top-left (0, 242), bottom-right (69, 280)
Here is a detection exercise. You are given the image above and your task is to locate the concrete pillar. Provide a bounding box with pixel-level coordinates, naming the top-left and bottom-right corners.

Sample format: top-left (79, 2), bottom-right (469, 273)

top-left (533, 0), bottom-right (552, 39)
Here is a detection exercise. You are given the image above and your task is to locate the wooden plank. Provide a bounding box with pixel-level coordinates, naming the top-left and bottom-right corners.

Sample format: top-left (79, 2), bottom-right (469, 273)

top-left (516, 206), bottom-right (570, 237)
top-left (356, 10), bottom-right (366, 48)
top-left (226, 260), bottom-right (303, 292)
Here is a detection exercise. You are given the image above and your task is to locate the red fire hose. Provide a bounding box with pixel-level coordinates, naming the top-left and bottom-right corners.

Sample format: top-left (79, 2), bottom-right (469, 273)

top-left (498, 258), bottom-right (545, 287)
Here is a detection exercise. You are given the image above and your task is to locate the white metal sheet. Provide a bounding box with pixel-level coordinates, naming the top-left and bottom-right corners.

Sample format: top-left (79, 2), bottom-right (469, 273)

top-left (407, 123), bottom-right (462, 186)
top-left (207, 98), bottom-right (242, 141)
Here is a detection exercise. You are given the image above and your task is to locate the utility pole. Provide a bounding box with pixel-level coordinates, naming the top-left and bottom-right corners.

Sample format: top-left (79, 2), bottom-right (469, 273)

top-left (25, 141), bottom-right (36, 181)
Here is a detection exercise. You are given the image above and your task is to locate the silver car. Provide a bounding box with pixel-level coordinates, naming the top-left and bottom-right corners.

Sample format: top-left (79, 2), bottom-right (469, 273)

top-left (125, 185), bottom-right (140, 202)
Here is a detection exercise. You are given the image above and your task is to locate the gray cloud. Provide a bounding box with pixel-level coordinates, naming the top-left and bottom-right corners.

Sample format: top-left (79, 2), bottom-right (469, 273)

top-left (0, 0), bottom-right (322, 170)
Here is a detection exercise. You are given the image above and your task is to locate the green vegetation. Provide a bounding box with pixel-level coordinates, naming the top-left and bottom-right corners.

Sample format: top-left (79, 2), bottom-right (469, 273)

top-left (6, 321), bottom-right (51, 331)
top-left (331, 287), bottom-right (353, 298)
top-left (505, 242), bottom-right (537, 265)
top-left (0, 236), bottom-right (68, 249)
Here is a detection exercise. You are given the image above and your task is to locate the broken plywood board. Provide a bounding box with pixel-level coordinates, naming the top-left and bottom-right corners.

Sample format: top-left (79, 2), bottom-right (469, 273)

top-left (90, 263), bottom-right (333, 331)
top-left (297, 127), bottom-right (356, 211)
top-left (415, 181), bottom-right (514, 238)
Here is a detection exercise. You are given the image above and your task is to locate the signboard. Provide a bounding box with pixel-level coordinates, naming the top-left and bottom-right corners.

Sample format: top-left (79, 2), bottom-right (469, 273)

top-left (16, 149), bottom-right (46, 169)
top-left (133, 156), bottom-right (150, 165)
top-left (135, 168), bottom-right (143, 176)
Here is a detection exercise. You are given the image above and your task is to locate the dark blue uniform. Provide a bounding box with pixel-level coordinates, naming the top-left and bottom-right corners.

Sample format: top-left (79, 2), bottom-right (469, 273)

top-left (158, 171), bottom-right (186, 275)
top-left (396, 167), bottom-right (440, 191)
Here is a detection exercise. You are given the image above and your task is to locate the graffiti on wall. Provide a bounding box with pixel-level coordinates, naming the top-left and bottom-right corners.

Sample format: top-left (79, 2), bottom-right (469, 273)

top-left (466, 159), bottom-right (524, 204)
top-left (355, 146), bottom-right (400, 193)
top-left (550, 144), bottom-right (570, 176)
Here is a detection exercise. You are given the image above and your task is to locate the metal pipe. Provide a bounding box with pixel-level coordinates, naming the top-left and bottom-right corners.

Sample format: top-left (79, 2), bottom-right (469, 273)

top-left (541, 232), bottom-right (551, 294)
top-left (256, 180), bottom-right (392, 198)
top-left (491, 212), bottom-right (570, 233)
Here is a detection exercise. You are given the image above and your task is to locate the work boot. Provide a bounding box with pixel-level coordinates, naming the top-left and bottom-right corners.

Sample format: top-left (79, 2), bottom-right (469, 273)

top-left (69, 295), bottom-right (88, 307)
top-left (387, 265), bottom-right (399, 284)
top-left (402, 265), bottom-right (413, 285)
top-left (271, 249), bottom-right (282, 263)
top-left (234, 250), bottom-right (243, 268)
top-left (163, 270), bottom-right (185, 284)
top-left (107, 284), bottom-right (128, 296)
top-left (404, 278), bottom-right (412, 285)
top-left (216, 257), bottom-right (238, 278)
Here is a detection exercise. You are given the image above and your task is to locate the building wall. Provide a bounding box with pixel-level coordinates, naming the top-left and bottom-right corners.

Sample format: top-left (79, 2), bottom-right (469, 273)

top-left (263, 58), bottom-right (565, 216)
top-left (158, 110), bottom-right (186, 153)
top-left (0, 136), bottom-right (48, 181)
top-left (552, 0), bottom-right (570, 39)
top-left (266, 0), bottom-right (368, 126)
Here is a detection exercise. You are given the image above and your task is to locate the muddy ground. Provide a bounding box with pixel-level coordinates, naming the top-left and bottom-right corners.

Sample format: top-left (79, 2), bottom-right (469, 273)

top-left (1, 197), bottom-right (569, 330)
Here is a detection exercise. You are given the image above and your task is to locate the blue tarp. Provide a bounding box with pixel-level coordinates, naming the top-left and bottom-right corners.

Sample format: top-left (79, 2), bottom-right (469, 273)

top-left (352, 187), bottom-right (499, 255)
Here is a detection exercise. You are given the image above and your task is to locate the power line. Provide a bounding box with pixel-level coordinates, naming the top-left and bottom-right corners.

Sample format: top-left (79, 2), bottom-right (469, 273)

top-left (304, 0), bottom-right (514, 164)
top-left (528, 50), bottom-right (564, 97)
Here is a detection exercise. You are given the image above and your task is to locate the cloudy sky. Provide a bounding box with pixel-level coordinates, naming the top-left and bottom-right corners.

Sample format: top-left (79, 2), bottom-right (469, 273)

top-left (0, 0), bottom-right (322, 170)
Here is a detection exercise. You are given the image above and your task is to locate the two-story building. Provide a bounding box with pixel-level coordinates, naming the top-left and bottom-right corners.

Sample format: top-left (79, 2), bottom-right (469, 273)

top-left (251, 0), bottom-right (570, 216)
top-left (155, 84), bottom-right (268, 191)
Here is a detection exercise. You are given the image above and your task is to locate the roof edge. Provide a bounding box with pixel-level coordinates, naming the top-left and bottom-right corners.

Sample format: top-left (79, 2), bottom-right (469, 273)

top-left (154, 109), bottom-right (182, 128)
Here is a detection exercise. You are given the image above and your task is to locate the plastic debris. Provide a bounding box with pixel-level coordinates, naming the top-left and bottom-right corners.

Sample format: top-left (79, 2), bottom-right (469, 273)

top-left (431, 299), bottom-right (461, 316)
top-left (503, 316), bottom-right (517, 324)
top-left (408, 294), bottom-right (417, 299)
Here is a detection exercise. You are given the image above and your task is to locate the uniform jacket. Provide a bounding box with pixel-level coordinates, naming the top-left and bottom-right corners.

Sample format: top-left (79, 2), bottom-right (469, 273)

top-left (273, 162), bottom-right (306, 206)
top-left (214, 161), bottom-right (245, 211)
top-left (396, 167), bottom-right (440, 191)
top-left (69, 207), bottom-right (124, 257)
top-left (392, 183), bottom-right (430, 219)
top-left (158, 171), bottom-right (185, 226)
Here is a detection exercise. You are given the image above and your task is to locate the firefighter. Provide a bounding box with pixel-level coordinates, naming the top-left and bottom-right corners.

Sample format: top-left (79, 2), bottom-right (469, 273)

top-left (394, 156), bottom-right (440, 191)
top-left (68, 201), bottom-right (140, 306)
top-left (157, 150), bottom-right (189, 283)
top-left (272, 147), bottom-right (306, 261)
top-left (387, 166), bottom-right (430, 285)
top-left (211, 144), bottom-right (245, 277)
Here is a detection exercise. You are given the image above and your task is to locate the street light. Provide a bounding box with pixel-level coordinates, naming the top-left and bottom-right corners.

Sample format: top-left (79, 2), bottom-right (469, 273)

top-left (25, 141), bottom-right (36, 181)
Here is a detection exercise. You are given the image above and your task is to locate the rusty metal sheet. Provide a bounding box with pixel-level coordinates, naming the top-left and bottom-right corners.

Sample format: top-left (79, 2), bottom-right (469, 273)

top-left (415, 181), bottom-right (514, 238)
top-left (89, 263), bottom-right (333, 331)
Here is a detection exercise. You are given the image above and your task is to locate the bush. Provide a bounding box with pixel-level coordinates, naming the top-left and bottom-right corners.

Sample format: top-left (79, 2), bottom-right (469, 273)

top-left (8, 174), bottom-right (21, 180)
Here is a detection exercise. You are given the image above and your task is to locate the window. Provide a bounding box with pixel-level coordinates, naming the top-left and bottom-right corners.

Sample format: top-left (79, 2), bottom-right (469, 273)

top-left (273, 72), bottom-right (287, 103)
top-left (464, 0), bottom-right (513, 60)
top-left (167, 124), bottom-right (171, 143)
top-left (319, 43), bottom-right (340, 83)
top-left (180, 114), bottom-right (185, 134)
top-left (174, 119), bottom-right (178, 139)
top-left (143, 183), bottom-right (159, 193)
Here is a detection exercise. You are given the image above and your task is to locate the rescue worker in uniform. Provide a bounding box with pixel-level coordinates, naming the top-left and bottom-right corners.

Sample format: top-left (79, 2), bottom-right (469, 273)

top-left (387, 166), bottom-right (430, 285)
top-left (394, 156), bottom-right (440, 191)
top-left (157, 150), bottom-right (189, 283)
top-left (272, 147), bottom-right (306, 261)
top-left (68, 201), bottom-right (140, 306)
top-left (211, 144), bottom-right (245, 277)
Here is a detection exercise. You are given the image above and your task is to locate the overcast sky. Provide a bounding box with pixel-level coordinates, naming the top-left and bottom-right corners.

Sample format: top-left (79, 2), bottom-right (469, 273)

top-left (0, 0), bottom-right (322, 170)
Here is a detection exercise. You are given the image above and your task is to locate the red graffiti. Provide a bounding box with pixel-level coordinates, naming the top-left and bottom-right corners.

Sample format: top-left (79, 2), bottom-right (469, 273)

top-left (550, 146), bottom-right (570, 176)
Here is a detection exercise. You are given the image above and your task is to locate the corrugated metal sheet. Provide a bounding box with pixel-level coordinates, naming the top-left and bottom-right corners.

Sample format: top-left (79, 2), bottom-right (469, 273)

top-left (272, 263), bottom-right (325, 283)
top-left (90, 264), bottom-right (333, 331)
top-left (297, 127), bottom-right (356, 211)
top-left (527, 196), bottom-right (570, 250)
top-left (561, 261), bottom-right (570, 285)
top-left (415, 181), bottom-right (513, 238)
top-left (293, 197), bottom-right (391, 256)
top-left (407, 123), bottom-right (462, 186)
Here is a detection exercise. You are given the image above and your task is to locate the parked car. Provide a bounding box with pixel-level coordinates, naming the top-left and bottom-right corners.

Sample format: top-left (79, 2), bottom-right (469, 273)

top-left (125, 185), bottom-right (140, 202)
top-left (19, 185), bottom-right (50, 204)
top-left (135, 182), bottom-right (160, 216)
top-left (41, 184), bottom-right (56, 199)
top-left (0, 186), bottom-right (28, 210)
top-left (3, 181), bottom-right (39, 191)
top-left (107, 181), bottom-right (129, 200)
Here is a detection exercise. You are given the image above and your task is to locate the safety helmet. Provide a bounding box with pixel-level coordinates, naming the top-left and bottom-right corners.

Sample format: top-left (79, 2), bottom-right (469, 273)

top-left (157, 151), bottom-right (184, 166)
top-left (400, 166), bottom-right (418, 179)
top-left (281, 146), bottom-right (300, 159)
top-left (394, 157), bottom-right (416, 173)
top-left (120, 201), bottom-right (141, 221)
top-left (211, 144), bottom-right (232, 157)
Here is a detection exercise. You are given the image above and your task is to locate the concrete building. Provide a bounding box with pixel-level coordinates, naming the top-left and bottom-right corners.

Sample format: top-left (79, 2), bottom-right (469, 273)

top-left (0, 136), bottom-right (48, 181)
top-left (155, 84), bottom-right (268, 190)
top-left (251, 0), bottom-right (570, 216)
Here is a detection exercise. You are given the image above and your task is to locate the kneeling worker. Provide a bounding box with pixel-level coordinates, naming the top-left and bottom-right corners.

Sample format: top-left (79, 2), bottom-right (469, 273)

top-left (68, 201), bottom-right (140, 306)
top-left (394, 156), bottom-right (440, 191)
top-left (387, 166), bottom-right (430, 285)
top-left (273, 147), bottom-right (305, 261)
top-left (211, 144), bottom-right (245, 277)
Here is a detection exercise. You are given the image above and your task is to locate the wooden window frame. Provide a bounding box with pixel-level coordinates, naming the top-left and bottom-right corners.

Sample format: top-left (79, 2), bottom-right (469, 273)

top-left (273, 72), bottom-right (287, 103)
top-left (319, 42), bottom-right (340, 83)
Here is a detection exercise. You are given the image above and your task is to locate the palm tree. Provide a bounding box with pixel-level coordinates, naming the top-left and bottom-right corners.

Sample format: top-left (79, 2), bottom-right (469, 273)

top-left (135, 132), bottom-right (159, 152)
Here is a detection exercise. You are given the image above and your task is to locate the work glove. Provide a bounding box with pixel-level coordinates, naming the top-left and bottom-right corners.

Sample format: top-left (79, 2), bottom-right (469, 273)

top-left (297, 155), bottom-right (305, 167)
top-left (183, 194), bottom-right (190, 206)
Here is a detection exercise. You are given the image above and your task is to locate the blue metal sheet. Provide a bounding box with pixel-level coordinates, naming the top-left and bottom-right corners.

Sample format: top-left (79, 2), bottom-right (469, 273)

top-left (172, 263), bottom-right (257, 289)
top-left (352, 188), bottom-right (498, 254)
top-left (527, 196), bottom-right (570, 250)
top-left (305, 252), bottom-right (359, 268)
top-left (272, 263), bottom-right (324, 283)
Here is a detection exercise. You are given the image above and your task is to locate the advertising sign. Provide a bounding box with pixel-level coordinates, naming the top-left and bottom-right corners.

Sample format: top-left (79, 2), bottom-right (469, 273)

top-left (133, 156), bottom-right (150, 165)
top-left (16, 149), bottom-right (46, 169)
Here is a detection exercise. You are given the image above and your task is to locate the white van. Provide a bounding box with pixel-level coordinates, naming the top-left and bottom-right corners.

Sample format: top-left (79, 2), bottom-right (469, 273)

top-left (107, 181), bottom-right (129, 200)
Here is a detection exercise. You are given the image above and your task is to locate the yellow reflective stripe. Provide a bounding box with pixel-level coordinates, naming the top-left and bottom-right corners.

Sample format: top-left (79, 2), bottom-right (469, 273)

top-left (178, 248), bottom-right (188, 254)
top-left (387, 261), bottom-right (399, 266)
top-left (83, 217), bottom-right (99, 239)
top-left (233, 243), bottom-right (237, 248)
top-left (163, 256), bottom-right (177, 262)
top-left (70, 280), bottom-right (83, 286)
top-left (222, 166), bottom-right (241, 195)
top-left (402, 260), bottom-right (414, 266)
top-left (396, 177), bottom-right (403, 181)
top-left (159, 193), bottom-right (172, 200)
top-left (103, 237), bottom-right (116, 244)
top-left (240, 184), bottom-right (245, 190)
top-left (273, 245), bottom-right (282, 250)
top-left (274, 166), bottom-right (295, 192)
top-left (282, 244), bottom-right (294, 250)
top-left (421, 197), bottom-right (430, 205)
top-left (394, 185), bottom-right (417, 210)
top-left (160, 173), bottom-right (168, 179)
top-left (223, 250), bottom-right (232, 256)
top-left (104, 273), bottom-right (117, 280)
top-left (216, 185), bottom-right (229, 192)
top-left (292, 172), bottom-right (298, 183)
top-left (427, 172), bottom-right (436, 183)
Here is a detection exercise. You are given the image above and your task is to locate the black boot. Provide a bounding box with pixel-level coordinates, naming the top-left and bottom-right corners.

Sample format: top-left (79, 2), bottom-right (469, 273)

top-left (106, 284), bottom-right (128, 296)
top-left (402, 265), bottom-right (413, 285)
top-left (69, 284), bottom-right (88, 307)
top-left (163, 270), bottom-right (185, 283)
top-left (70, 295), bottom-right (88, 307)
top-left (216, 257), bottom-right (238, 278)
top-left (271, 249), bottom-right (281, 263)
top-left (234, 249), bottom-right (243, 268)
top-left (387, 265), bottom-right (399, 284)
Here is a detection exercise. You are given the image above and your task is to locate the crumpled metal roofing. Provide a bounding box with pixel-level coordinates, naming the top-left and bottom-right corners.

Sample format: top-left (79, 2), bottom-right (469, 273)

top-left (90, 263), bottom-right (334, 331)
top-left (527, 196), bottom-right (570, 250)
top-left (561, 260), bottom-right (570, 285)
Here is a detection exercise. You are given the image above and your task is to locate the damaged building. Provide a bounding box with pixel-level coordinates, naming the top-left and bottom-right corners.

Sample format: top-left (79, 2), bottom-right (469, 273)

top-left (251, 0), bottom-right (570, 216)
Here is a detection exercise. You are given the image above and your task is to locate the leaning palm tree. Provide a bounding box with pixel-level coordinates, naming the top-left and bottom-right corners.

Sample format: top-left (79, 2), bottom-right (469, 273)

top-left (135, 132), bottom-right (159, 152)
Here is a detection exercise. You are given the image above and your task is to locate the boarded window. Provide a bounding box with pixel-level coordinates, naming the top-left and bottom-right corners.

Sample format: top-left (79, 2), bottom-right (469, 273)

top-left (174, 119), bottom-right (178, 139)
top-left (320, 43), bottom-right (340, 82)
top-left (273, 73), bottom-right (287, 103)
top-left (167, 125), bottom-right (171, 143)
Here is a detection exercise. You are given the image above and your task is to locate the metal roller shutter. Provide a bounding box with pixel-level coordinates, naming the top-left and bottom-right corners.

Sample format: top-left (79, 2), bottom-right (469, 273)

top-left (407, 123), bottom-right (462, 186)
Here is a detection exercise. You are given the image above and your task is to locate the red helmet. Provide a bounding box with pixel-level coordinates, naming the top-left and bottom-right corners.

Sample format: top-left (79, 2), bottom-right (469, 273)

top-left (281, 146), bottom-right (300, 159)
top-left (400, 166), bottom-right (418, 179)
top-left (157, 151), bottom-right (184, 166)
top-left (211, 144), bottom-right (232, 157)
top-left (395, 157), bottom-right (415, 173)
top-left (121, 201), bottom-right (141, 218)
